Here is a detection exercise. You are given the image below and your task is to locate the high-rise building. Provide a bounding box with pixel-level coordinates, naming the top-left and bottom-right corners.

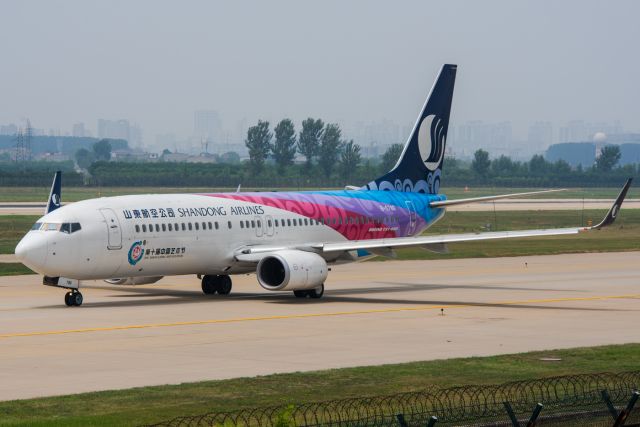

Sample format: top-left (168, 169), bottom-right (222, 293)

top-left (72, 122), bottom-right (86, 138)
top-left (528, 121), bottom-right (553, 148)
top-left (194, 110), bottom-right (222, 142)
top-left (97, 119), bottom-right (143, 147)
top-left (0, 123), bottom-right (18, 135)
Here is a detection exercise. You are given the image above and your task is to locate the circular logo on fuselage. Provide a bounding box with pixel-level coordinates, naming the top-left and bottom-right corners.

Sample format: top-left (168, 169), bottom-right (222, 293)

top-left (417, 114), bottom-right (446, 171)
top-left (128, 241), bottom-right (144, 265)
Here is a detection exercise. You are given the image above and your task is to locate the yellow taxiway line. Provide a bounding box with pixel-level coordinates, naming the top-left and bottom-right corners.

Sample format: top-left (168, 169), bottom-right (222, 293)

top-left (1, 293), bottom-right (639, 340)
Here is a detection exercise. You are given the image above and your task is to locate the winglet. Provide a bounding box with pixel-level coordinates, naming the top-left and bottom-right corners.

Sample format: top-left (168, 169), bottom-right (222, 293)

top-left (591, 178), bottom-right (633, 229)
top-left (45, 171), bottom-right (62, 215)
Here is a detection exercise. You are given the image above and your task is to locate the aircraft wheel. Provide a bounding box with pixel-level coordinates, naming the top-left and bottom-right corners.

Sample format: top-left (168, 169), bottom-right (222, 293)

top-left (64, 291), bottom-right (74, 306)
top-left (217, 275), bottom-right (232, 295)
top-left (308, 284), bottom-right (324, 299)
top-left (72, 291), bottom-right (83, 306)
top-left (201, 275), bottom-right (217, 295)
top-left (293, 290), bottom-right (308, 298)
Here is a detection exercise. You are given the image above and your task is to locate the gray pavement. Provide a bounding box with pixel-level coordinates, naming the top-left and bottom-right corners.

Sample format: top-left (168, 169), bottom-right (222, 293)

top-left (0, 252), bottom-right (638, 401)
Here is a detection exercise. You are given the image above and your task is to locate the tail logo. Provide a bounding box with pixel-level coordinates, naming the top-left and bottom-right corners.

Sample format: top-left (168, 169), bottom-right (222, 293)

top-left (417, 114), bottom-right (446, 172)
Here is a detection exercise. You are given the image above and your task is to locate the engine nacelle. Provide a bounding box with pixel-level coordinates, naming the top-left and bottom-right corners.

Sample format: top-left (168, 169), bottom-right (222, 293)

top-left (257, 250), bottom-right (328, 291)
top-left (104, 276), bottom-right (163, 286)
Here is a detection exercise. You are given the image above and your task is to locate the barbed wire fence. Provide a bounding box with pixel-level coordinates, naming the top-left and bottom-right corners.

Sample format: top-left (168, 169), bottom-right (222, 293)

top-left (145, 371), bottom-right (640, 427)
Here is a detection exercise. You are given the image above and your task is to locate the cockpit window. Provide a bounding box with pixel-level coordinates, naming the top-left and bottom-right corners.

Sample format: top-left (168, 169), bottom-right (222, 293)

top-left (60, 222), bottom-right (82, 234)
top-left (31, 222), bottom-right (43, 231)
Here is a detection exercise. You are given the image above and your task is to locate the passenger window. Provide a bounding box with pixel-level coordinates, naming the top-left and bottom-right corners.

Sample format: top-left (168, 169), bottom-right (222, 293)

top-left (268, 219), bottom-right (272, 227)
top-left (195, 223), bottom-right (199, 231)
top-left (181, 223), bottom-right (186, 231)
top-left (155, 224), bottom-right (160, 232)
top-left (188, 223), bottom-right (192, 231)
top-left (228, 221), bottom-right (232, 229)
top-left (162, 224), bottom-right (166, 232)
top-left (251, 220), bottom-right (255, 228)
top-left (257, 220), bottom-right (261, 228)
top-left (240, 221), bottom-right (244, 229)
top-left (215, 222), bottom-right (219, 230)
top-left (208, 222), bottom-right (212, 230)
top-left (142, 224), bottom-right (147, 232)
top-left (168, 223), bottom-right (173, 231)
top-left (274, 219), bottom-right (278, 227)
top-left (175, 223), bottom-right (179, 231)
top-left (287, 219), bottom-right (291, 227)
top-left (202, 222), bottom-right (206, 230)
top-left (135, 225), bottom-right (140, 233)
top-left (304, 218), bottom-right (308, 226)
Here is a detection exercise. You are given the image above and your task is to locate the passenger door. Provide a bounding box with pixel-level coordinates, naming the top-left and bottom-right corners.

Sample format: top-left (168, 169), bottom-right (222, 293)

top-left (100, 208), bottom-right (122, 250)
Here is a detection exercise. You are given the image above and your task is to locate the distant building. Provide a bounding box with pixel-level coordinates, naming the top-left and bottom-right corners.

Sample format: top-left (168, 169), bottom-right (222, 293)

top-left (194, 110), bottom-right (223, 142)
top-left (0, 123), bottom-right (18, 135)
top-left (72, 122), bottom-right (86, 138)
top-left (97, 119), bottom-right (143, 147)
top-left (546, 142), bottom-right (596, 167)
top-left (547, 132), bottom-right (640, 167)
top-left (528, 122), bottom-right (553, 148)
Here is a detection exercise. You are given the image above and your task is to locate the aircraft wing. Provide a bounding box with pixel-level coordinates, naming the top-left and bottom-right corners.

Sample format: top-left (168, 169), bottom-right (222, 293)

top-left (429, 188), bottom-right (566, 208)
top-left (235, 178), bottom-right (631, 260)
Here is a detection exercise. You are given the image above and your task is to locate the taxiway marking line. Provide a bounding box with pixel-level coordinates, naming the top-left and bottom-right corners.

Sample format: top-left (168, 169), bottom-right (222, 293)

top-left (1, 293), bottom-right (639, 340)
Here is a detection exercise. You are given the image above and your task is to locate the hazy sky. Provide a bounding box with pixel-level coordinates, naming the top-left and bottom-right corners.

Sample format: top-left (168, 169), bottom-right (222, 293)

top-left (1, 0), bottom-right (639, 144)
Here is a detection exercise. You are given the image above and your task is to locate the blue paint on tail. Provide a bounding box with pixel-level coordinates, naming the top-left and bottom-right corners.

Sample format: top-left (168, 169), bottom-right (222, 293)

top-left (46, 171), bottom-right (62, 214)
top-left (365, 64), bottom-right (457, 194)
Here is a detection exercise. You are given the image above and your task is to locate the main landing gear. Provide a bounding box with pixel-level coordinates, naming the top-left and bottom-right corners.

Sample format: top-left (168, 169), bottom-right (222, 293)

top-left (64, 290), bottom-right (83, 307)
top-left (293, 284), bottom-right (325, 299)
top-left (201, 275), bottom-right (233, 295)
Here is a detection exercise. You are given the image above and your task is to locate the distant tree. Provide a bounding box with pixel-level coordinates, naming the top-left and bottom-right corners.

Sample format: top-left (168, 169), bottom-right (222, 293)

top-left (297, 118), bottom-right (324, 167)
top-left (93, 139), bottom-right (112, 161)
top-left (75, 148), bottom-right (95, 169)
top-left (340, 140), bottom-right (362, 182)
top-left (595, 145), bottom-right (621, 172)
top-left (220, 151), bottom-right (240, 164)
top-left (380, 144), bottom-right (403, 172)
top-left (245, 120), bottom-right (272, 173)
top-left (272, 119), bottom-right (297, 174)
top-left (491, 155), bottom-right (518, 176)
top-left (529, 154), bottom-right (550, 175)
top-left (553, 159), bottom-right (572, 174)
top-left (318, 123), bottom-right (343, 178)
top-left (471, 149), bottom-right (490, 178)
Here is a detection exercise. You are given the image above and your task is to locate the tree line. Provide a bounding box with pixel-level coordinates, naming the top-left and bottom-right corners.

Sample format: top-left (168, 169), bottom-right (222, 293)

top-left (245, 118), bottom-right (363, 180)
top-left (0, 139), bottom-right (636, 188)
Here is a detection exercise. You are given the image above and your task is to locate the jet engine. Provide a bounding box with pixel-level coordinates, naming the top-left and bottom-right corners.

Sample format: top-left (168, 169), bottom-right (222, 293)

top-left (257, 250), bottom-right (328, 291)
top-left (104, 276), bottom-right (164, 286)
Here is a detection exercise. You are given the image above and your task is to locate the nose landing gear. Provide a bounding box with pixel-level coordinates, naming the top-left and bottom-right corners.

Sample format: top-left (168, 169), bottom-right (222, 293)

top-left (64, 290), bottom-right (83, 307)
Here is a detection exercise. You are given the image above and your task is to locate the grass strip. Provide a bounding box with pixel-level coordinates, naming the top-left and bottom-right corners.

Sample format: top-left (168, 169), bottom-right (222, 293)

top-left (0, 343), bottom-right (638, 426)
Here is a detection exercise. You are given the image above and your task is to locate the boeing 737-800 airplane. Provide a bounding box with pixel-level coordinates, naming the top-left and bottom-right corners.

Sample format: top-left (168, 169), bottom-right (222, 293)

top-left (14, 64), bottom-right (632, 306)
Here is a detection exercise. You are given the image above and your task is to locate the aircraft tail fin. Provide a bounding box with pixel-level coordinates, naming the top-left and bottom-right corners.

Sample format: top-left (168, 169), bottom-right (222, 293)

top-left (364, 64), bottom-right (457, 194)
top-left (45, 171), bottom-right (62, 214)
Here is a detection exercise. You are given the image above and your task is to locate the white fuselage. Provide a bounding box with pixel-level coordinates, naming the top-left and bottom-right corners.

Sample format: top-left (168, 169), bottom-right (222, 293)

top-left (16, 192), bottom-right (427, 281)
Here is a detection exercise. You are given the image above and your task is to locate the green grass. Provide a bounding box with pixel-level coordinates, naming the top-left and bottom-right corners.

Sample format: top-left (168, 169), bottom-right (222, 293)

top-left (0, 186), bottom-right (637, 202)
top-left (0, 263), bottom-right (33, 276)
top-left (0, 343), bottom-right (638, 426)
top-left (0, 216), bottom-right (37, 254)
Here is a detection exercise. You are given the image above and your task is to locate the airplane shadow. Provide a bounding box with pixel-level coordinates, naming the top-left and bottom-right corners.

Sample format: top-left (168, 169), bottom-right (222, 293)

top-left (35, 281), bottom-right (622, 312)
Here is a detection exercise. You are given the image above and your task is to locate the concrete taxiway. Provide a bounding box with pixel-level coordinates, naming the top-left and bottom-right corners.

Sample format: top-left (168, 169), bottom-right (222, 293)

top-left (0, 252), bottom-right (638, 401)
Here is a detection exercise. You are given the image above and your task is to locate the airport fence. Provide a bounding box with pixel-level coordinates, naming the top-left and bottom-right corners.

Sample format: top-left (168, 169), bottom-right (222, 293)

top-left (146, 371), bottom-right (640, 427)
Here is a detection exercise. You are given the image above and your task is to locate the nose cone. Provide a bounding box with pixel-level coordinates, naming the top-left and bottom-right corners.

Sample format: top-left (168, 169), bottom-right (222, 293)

top-left (15, 234), bottom-right (48, 273)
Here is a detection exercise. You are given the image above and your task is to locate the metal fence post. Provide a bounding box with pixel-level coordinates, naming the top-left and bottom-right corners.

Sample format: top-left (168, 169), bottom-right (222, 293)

top-left (426, 415), bottom-right (438, 427)
top-left (613, 391), bottom-right (639, 427)
top-left (396, 413), bottom-right (408, 427)
top-left (503, 401), bottom-right (520, 427)
top-left (602, 389), bottom-right (619, 420)
top-left (526, 403), bottom-right (543, 427)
